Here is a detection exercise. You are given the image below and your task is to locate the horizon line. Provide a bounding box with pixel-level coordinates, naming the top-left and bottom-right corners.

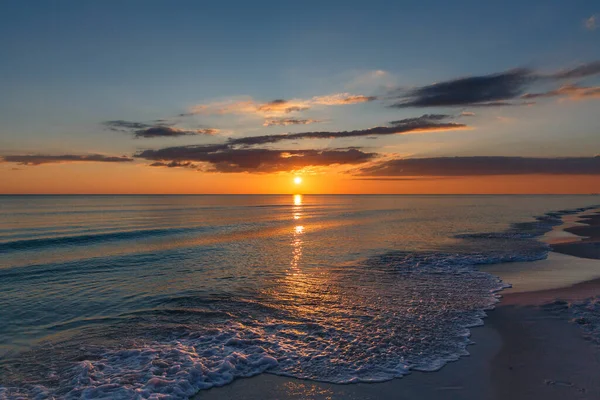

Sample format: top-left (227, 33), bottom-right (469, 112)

top-left (1, 193), bottom-right (599, 196)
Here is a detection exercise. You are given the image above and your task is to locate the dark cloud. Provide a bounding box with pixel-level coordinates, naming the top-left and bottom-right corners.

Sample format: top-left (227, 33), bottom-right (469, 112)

top-left (103, 120), bottom-right (218, 138)
top-left (134, 127), bottom-right (219, 138)
top-left (149, 161), bottom-right (198, 168)
top-left (467, 101), bottom-right (534, 107)
top-left (550, 61), bottom-right (600, 79)
top-left (357, 156), bottom-right (600, 176)
top-left (103, 120), bottom-right (153, 132)
top-left (136, 144), bottom-right (230, 162)
top-left (388, 62), bottom-right (600, 108)
top-left (1, 154), bottom-right (134, 166)
top-left (134, 115), bottom-right (464, 173)
top-left (389, 114), bottom-right (451, 125)
top-left (521, 84), bottom-right (600, 100)
top-left (391, 69), bottom-right (535, 108)
top-left (136, 146), bottom-right (376, 173)
top-left (263, 118), bottom-right (321, 127)
top-left (227, 116), bottom-right (466, 147)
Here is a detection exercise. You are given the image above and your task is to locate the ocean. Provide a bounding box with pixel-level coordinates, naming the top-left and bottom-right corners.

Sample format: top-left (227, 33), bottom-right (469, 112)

top-left (0, 195), bottom-right (598, 399)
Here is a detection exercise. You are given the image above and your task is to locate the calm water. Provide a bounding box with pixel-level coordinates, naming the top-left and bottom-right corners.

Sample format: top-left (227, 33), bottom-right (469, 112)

top-left (0, 195), bottom-right (598, 398)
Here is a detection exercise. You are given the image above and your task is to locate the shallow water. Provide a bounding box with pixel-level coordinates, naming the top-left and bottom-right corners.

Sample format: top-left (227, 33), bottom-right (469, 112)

top-left (0, 195), bottom-right (598, 398)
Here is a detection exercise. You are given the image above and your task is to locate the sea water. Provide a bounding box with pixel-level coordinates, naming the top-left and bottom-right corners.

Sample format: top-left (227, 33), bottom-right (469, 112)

top-left (0, 195), bottom-right (598, 398)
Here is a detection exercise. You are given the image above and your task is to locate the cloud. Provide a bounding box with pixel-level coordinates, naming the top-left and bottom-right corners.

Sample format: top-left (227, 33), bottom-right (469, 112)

top-left (256, 99), bottom-right (310, 114)
top-left (1, 154), bottom-right (134, 166)
top-left (263, 118), bottom-right (322, 127)
top-left (389, 114), bottom-right (451, 125)
top-left (136, 146), bottom-right (377, 173)
top-left (585, 15), bottom-right (597, 30)
top-left (134, 127), bottom-right (219, 138)
top-left (467, 101), bottom-right (534, 107)
top-left (134, 114), bottom-right (466, 173)
top-left (103, 120), bottom-right (218, 138)
top-left (188, 98), bottom-right (310, 116)
top-left (227, 115), bottom-right (466, 146)
top-left (345, 70), bottom-right (396, 91)
top-left (311, 93), bottom-right (377, 105)
top-left (460, 111), bottom-right (475, 116)
top-left (522, 84), bottom-right (600, 101)
top-left (388, 62), bottom-right (600, 108)
top-left (149, 161), bottom-right (198, 168)
top-left (390, 69), bottom-right (535, 108)
top-left (136, 144), bottom-right (230, 160)
top-left (103, 120), bottom-right (153, 131)
top-left (548, 61), bottom-right (600, 80)
top-left (357, 156), bottom-right (600, 176)
top-left (186, 92), bottom-right (376, 117)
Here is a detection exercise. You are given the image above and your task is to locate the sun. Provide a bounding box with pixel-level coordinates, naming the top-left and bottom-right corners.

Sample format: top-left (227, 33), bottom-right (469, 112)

top-left (294, 176), bottom-right (302, 185)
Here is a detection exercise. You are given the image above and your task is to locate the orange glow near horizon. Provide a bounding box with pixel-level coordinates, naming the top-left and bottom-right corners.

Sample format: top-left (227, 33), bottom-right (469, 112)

top-left (1, 164), bottom-right (599, 194)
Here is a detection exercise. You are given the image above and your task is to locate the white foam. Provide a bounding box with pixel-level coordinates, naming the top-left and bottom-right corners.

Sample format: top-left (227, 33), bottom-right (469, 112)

top-left (1, 251), bottom-right (511, 399)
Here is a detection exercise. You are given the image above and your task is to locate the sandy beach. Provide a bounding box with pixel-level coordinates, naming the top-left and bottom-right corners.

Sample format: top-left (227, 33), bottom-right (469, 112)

top-left (196, 210), bottom-right (600, 400)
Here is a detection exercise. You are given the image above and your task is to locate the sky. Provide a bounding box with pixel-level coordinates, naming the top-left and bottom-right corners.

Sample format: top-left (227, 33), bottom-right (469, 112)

top-left (0, 0), bottom-right (599, 194)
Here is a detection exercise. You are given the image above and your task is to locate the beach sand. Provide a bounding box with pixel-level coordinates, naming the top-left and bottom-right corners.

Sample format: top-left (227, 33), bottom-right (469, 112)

top-left (551, 213), bottom-right (600, 260)
top-left (195, 211), bottom-right (600, 400)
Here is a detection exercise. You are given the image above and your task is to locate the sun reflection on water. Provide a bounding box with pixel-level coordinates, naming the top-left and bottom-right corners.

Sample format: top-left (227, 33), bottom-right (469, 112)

top-left (290, 195), bottom-right (304, 276)
top-left (293, 194), bottom-right (302, 221)
top-left (293, 194), bottom-right (302, 206)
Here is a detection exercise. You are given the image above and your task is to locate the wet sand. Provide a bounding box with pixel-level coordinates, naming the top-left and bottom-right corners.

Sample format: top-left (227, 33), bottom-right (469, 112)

top-left (552, 212), bottom-right (600, 259)
top-left (195, 210), bottom-right (600, 400)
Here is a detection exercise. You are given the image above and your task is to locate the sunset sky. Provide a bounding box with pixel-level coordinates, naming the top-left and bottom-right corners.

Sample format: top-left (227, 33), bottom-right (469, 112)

top-left (1, 0), bottom-right (599, 194)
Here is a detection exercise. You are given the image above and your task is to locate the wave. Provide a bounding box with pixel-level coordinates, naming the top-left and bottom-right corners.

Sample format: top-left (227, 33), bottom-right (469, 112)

top-left (0, 252), bottom-right (506, 398)
top-left (1, 205), bottom-right (598, 399)
top-left (542, 296), bottom-right (600, 348)
top-left (455, 206), bottom-right (598, 240)
top-left (0, 249), bottom-right (519, 397)
top-left (0, 227), bottom-right (210, 253)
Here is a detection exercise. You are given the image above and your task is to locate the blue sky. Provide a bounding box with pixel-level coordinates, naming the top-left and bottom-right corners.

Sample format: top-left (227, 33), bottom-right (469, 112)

top-left (0, 1), bottom-right (599, 193)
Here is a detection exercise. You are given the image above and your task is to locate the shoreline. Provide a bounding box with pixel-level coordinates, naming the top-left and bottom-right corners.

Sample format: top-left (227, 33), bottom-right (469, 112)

top-left (196, 208), bottom-right (600, 399)
top-left (550, 212), bottom-right (600, 260)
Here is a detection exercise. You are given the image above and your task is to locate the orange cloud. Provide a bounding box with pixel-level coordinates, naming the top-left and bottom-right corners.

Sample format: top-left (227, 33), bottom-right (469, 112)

top-left (187, 92), bottom-right (376, 117)
top-left (557, 84), bottom-right (600, 100)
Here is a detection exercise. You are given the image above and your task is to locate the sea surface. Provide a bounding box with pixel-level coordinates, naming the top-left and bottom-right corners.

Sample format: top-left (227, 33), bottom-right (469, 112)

top-left (0, 195), bottom-right (598, 399)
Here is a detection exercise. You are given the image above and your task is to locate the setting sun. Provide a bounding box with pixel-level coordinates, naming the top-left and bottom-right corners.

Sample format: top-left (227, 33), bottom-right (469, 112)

top-left (294, 176), bottom-right (302, 185)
